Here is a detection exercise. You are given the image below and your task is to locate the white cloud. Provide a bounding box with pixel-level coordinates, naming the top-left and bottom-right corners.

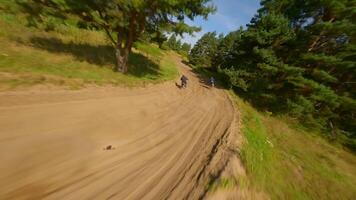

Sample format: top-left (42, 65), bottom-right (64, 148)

top-left (237, 0), bottom-right (260, 17)
top-left (179, 31), bottom-right (206, 46)
top-left (213, 0), bottom-right (260, 28)
top-left (213, 12), bottom-right (241, 31)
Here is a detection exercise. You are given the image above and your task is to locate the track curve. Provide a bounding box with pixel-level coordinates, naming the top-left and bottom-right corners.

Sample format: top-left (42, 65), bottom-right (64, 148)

top-left (0, 58), bottom-right (235, 200)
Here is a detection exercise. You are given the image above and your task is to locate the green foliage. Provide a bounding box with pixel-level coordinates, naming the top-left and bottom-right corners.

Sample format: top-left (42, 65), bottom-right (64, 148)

top-left (181, 42), bottom-right (191, 53)
top-left (212, 28), bottom-right (243, 70)
top-left (166, 34), bottom-right (191, 57)
top-left (0, 9), bottom-right (178, 89)
top-left (21, 0), bottom-right (215, 72)
top-left (166, 35), bottom-right (182, 51)
top-left (189, 31), bottom-right (219, 67)
top-left (211, 0), bottom-right (356, 149)
top-left (176, 42), bottom-right (191, 57)
top-left (150, 32), bottom-right (168, 49)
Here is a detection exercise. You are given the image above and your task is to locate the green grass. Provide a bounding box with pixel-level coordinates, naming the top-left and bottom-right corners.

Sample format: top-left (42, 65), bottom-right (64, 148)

top-left (229, 92), bottom-right (356, 200)
top-left (190, 65), bottom-right (356, 199)
top-left (0, 3), bottom-right (178, 90)
top-left (162, 46), bottom-right (356, 200)
top-left (134, 42), bottom-right (164, 59)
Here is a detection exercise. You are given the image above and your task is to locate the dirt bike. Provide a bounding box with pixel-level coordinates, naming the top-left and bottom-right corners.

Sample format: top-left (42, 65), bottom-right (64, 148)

top-left (181, 80), bottom-right (187, 88)
top-left (209, 79), bottom-right (215, 87)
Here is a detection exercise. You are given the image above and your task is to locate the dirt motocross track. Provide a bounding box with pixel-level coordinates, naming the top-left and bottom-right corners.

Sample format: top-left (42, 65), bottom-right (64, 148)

top-left (0, 60), bottom-right (236, 200)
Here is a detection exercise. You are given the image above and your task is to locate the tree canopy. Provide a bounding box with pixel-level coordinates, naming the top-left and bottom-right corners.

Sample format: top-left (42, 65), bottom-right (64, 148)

top-left (181, 42), bottom-right (191, 53)
top-left (167, 35), bottom-right (182, 51)
top-left (25, 0), bottom-right (216, 72)
top-left (191, 0), bottom-right (356, 150)
top-left (189, 31), bottom-right (219, 67)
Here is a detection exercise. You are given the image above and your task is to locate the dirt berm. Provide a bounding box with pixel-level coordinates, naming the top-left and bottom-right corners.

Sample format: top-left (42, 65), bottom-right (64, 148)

top-left (0, 59), bottom-right (236, 199)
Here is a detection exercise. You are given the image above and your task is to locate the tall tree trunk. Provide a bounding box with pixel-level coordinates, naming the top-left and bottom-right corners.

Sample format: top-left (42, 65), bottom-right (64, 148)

top-left (115, 32), bottom-right (133, 73)
top-left (114, 11), bottom-right (141, 73)
top-left (115, 46), bottom-right (129, 73)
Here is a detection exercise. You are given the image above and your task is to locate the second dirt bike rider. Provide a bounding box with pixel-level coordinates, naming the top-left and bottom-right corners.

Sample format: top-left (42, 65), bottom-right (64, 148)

top-left (209, 77), bottom-right (215, 87)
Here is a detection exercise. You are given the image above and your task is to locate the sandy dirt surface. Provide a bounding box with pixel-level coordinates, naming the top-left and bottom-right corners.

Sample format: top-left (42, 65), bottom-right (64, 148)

top-left (0, 59), bottom-right (236, 199)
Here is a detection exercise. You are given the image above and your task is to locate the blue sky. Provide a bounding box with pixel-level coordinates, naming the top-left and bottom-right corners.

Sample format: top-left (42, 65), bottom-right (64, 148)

top-left (180, 0), bottom-right (261, 45)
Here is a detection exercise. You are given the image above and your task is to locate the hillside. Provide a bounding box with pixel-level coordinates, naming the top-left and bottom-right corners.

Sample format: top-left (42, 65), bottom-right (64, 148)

top-left (229, 93), bottom-right (356, 199)
top-left (190, 67), bottom-right (356, 200)
top-left (0, 2), bottom-right (178, 91)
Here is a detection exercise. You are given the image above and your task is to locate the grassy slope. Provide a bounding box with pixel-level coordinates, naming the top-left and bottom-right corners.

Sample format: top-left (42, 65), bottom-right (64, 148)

top-left (0, 5), bottom-right (178, 90)
top-left (192, 66), bottom-right (356, 199)
top-left (230, 92), bottom-right (356, 200)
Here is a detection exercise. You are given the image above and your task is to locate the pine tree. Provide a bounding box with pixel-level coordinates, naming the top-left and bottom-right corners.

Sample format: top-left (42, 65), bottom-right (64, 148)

top-left (24, 0), bottom-right (215, 73)
top-left (151, 32), bottom-right (168, 49)
top-left (167, 35), bottom-right (182, 51)
top-left (189, 32), bottom-right (219, 67)
top-left (218, 0), bottom-right (356, 149)
top-left (181, 42), bottom-right (191, 53)
top-left (212, 27), bottom-right (243, 70)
